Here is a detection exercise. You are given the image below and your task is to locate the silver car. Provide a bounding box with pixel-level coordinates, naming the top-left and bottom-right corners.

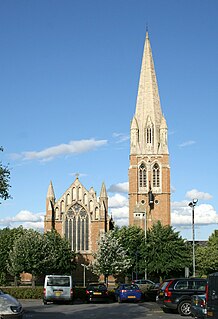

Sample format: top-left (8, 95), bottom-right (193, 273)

top-left (0, 290), bottom-right (23, 319)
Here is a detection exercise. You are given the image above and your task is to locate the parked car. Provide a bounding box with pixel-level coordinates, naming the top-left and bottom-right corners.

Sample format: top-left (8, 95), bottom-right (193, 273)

top-left (0, 289), bottom-right (23, 319)
top-left (156, 278), bottom-right (207, 316)
top-left (132, 279), bottom-right (159, 287)
top-left (85, 283), bottom-right (109, 303)
top-left (206, 272), bottom-right (218, 319)
top-left (114, 283), bottom-right (142, 303)
top-left (190, 294), bottom-right (207, 319)
top-left (43, 275), bottom-right (73, 304)
top-left (132, 279), bottom-right (159, 300)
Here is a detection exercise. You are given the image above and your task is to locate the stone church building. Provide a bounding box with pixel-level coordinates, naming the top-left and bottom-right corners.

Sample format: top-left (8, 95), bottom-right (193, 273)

top-left (44, 31), bottom-right (171, 280)
top-left (44, 177), bottom-right (110, 261)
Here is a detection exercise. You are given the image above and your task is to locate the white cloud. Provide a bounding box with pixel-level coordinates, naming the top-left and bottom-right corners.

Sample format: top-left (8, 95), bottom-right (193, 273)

top-left (109, 193), bottom-right (129, 208)
top-left (171, 201), bottom-right (218, 226)
top-left (112, 132), bottom-right (129, 143)
top-left (186, 189), bottom-right (213, 201)
top-left (108, 182), bottom-right (129, 193)
top-left (179, 140), bottom-right (196, 147)
top-left (110, 206), bottom-right (129, 228)
top-left (108, 193), bottom-right (129, 227)
top-left (0, 210), bottom-right (44, 231)
top-left (12, 139), bottom-right (107, 161)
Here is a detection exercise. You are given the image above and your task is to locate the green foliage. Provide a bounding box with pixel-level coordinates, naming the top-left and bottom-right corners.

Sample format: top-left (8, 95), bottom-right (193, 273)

top-left (41, 230), bottom-right (76, 274)
top-left (196, 230), bottom-right (218, 275)
top-left (0, 272), bottom-right (7, 286)
top-left (0, 227), bottom-right (26, 276)
top-left (145, 221), bottom-right (191, 279)
top-left (0, 227), bottom-right (76, 284)
top-left (0, 147), bottom-right (11, 202)
top-left (92, 231), bottom-right (132, 277)
top-left (1, 287), bottom-right (43, 299)
top-left (7, 229), bottom-right (44, 278)
top-left (113, 225), bottom-right (145, 276)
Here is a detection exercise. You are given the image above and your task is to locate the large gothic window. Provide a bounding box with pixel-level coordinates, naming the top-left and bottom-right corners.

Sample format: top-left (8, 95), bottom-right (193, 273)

top-left (139, 163), bottom-right (147, 188)
top-left (64, 204), bottom-right (89, 252)
top-left (153, 163), bottom-right (160, 187)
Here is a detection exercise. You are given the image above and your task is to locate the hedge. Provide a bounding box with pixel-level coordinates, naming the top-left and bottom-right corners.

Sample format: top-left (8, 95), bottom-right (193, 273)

top-left (0, 286), bottom-right (115, 301)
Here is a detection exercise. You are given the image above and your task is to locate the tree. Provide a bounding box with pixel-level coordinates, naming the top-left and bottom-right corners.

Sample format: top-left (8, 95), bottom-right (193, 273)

top-left (41, 230), bottom-right (76, 275)
top-left (113, 225), bottom-right (145, 278)
top-left (7, 229), bottom-right (44, 287)
top-left (0, 227), bottom-right (26, 284)
top-left (92, 231), bottom-right (132, 283)
top-left (0, 147), bottom-right (11, 202)
top-left (145, 221), bottom-right (191, 280)
top-left (196, 230), bottom-right (218, 276)
top-left (7, 229), bottom-right (76, 287)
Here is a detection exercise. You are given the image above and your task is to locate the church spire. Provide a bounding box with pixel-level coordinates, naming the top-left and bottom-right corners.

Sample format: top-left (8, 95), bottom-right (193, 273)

top-left (46, 180), bottom-right (55, 200)
top-left (131, 31), bottom-right (166, 155)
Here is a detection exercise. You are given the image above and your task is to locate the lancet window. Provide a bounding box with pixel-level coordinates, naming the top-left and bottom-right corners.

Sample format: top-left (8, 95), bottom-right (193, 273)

top-left (139, 163), bottom-right (147, 188)
top-left (153, 163), bottom-right (160, 187)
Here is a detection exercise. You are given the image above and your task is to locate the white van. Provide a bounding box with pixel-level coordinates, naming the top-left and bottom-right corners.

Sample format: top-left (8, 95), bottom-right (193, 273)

top-left (43, 275), bottom-right (73, 304)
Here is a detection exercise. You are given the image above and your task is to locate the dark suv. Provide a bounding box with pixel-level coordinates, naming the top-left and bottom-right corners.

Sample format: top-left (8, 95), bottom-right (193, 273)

top-left (156, 278), bottom-right (207, 316)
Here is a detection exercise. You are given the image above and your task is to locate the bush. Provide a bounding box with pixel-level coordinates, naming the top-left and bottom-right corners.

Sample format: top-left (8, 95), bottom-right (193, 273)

top-left (0, 286), bottom-right (115, 301)
top-left (1, 287), bottom-right (43, 299)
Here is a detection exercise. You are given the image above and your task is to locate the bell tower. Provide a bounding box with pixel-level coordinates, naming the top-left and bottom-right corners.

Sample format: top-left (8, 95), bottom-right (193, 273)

top-left (129, 32), bottom-right (171, 229)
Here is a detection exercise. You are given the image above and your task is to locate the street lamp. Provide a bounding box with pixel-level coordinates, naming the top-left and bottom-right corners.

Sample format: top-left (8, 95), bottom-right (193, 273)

top-left (188, 199), bottom-right (198, 277)
top-left (81, 264), bottom-right (87, 287)
top-left (143, 211), bottom-right (147, 280)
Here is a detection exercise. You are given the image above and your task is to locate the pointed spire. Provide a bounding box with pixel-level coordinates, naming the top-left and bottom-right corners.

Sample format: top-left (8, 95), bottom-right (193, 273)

top-left (131, 32), bottom-right (165, 154)
top-left (47, 181), bottom-right (55, 199)
top-left (135, 31), bottom-right (162, 125)
top-left (100, 182), bottom-right (107, 198)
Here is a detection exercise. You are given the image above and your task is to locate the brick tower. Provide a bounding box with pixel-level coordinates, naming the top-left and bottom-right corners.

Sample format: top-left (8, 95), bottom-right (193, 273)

top-left (129, 32), bottom-right (171, 230)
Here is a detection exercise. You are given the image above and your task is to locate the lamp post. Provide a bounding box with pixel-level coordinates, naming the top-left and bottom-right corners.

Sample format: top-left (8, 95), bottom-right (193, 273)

top-left (144, 211), bottom-right (147, 280)
top-left (188, 199), bottom-right (198, 277)
top-left (81, 264), bottom-right (87, 287)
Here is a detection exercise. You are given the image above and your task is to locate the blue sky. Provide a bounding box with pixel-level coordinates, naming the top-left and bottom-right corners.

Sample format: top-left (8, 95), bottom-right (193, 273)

top-left (0, 0), bottom-right (218, 240)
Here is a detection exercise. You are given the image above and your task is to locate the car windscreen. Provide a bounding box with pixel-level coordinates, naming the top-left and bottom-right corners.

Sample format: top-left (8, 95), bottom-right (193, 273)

top-left (47, 276), bottom-right (70, 287)
top-left (159, 281), bottom-right (171, 291)
top-left (88, 285), bottom-right (107, 290)
top-left (123, 284), bottom-right (139, 290)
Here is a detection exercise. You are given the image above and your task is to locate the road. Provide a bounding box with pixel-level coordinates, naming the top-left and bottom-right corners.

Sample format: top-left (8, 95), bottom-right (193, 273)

top-left (21, 299), bottom-right (182, 319)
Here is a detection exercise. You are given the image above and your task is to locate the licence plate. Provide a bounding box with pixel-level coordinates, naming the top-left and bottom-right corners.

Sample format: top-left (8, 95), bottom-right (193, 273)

top-left (55, 291), bottom-right (62, 297)
top-left (93, 292), bottom-right (102, 295)
top-left (207, 311), bottom-right (213, 317)
top-left (159, 291), bottom-right (164, 296)
top-left (128, 296), bottom-right (136, 299)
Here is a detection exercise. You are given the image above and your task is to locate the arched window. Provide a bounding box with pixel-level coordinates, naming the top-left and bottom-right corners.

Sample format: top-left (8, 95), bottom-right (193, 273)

top-left (64, 205), bottom-right (90, 253)
top-left (60, 200), bottom-right (64, 213)
top-left (72, 187), bottom-right (76, 201)
top-left (153, 163), bottom-right (160, 187)
top-left (66, 193), bottom-right (70, 205)
top-left (139, 163), bottom-right (147, 188)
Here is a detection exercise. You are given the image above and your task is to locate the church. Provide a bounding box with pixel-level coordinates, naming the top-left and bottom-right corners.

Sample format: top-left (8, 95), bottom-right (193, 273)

top-left (44, 31), bottom-right (171, 271)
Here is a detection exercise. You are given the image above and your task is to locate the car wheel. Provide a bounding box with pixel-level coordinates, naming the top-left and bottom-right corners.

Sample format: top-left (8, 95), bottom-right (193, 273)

top-left (118, 296), bottom-right (122, 303)
top-left (178, 300), bottom-right (191, 316)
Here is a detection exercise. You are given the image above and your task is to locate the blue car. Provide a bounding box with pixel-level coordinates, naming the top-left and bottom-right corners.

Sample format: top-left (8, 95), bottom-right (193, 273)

top-left (114, 284), bottom-right (142, 303)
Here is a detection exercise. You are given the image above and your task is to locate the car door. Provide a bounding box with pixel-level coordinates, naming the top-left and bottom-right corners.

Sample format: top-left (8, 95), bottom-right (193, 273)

top-left (207, 273), bottom-right (218, 318)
